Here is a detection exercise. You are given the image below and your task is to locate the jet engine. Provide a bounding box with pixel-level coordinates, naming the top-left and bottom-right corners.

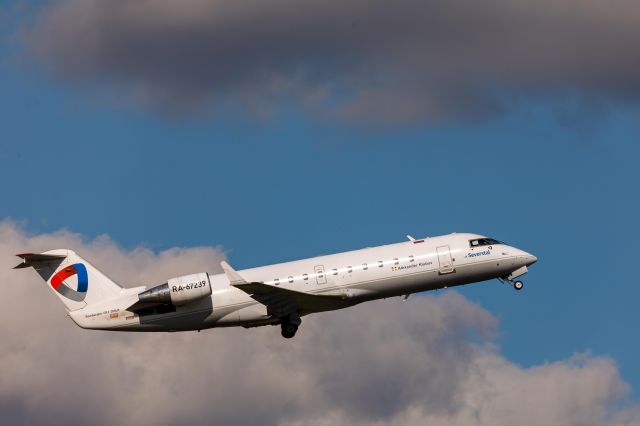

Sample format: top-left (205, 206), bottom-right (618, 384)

top-left (137, 272), bottom-right (212, 306)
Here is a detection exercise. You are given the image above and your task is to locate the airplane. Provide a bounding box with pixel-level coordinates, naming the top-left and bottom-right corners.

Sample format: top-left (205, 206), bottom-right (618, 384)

top-left (14, 232), bottom-right (537, 339)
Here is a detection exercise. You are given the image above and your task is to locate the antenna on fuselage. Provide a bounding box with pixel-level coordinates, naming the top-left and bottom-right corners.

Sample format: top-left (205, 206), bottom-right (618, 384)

top-left (406, 235), bottom-right (415, 241)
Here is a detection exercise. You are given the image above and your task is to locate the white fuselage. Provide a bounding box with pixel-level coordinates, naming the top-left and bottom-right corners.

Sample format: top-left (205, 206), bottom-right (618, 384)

top-left (69, 233), bottom-right (537, 331)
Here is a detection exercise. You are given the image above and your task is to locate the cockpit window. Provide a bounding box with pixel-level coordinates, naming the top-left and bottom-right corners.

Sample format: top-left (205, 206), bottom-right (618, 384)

top-left (469, 238), bottom-right (502, 247)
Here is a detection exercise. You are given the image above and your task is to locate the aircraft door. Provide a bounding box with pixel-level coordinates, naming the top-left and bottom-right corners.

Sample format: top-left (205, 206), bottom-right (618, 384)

top-left (314, 265), bottom-right (327, 285)
top-left (436, 246), bottom-right (455, 274)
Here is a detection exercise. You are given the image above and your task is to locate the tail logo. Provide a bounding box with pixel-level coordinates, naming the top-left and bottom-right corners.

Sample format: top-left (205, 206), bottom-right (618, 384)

top-left (50, 263), bottom-right (89, 302)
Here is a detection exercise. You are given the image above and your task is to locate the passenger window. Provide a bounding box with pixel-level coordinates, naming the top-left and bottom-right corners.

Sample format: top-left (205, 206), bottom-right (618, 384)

top-left (288, 276), bottom-right (293, 283)
top-left (303, 273), bottom-right (308, 281)
top-left (362, 263), bottom-right (368, 270)
top-left (332, 268), bottom-right (338, 275)
top-left (348, 266), bottom-right (352, 273)
top-left (378, 260), bottom-right (384, 268)
top-left (274, 278), bottom-right (280, 286)
top-left (394, 258), bottom-right (399, 265)
top-left (409, 255), bottom-right (414, 262)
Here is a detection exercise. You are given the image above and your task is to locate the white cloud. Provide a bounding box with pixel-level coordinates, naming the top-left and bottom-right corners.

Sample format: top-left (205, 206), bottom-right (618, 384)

top-left (0, 219), bottom-right (638, 425)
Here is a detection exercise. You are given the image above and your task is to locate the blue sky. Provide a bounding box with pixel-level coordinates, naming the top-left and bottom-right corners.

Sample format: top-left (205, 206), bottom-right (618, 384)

top-left (1, 0), bottom-right (640, 408)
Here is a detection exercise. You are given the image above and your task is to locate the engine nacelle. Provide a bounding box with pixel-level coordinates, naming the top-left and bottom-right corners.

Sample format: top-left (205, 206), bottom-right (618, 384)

top-left (138, 272), bottom-right (212, 306)
top-left (167, 272), bottom-right (212, 305)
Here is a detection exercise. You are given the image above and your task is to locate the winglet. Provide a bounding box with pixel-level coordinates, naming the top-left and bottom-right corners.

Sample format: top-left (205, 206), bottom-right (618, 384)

top-left (220, 261), bottom-right (248, 286)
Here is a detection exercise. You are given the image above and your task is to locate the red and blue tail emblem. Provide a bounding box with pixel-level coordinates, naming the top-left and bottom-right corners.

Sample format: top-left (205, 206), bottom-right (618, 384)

top-left (49, 263), bottom-right (88, 301)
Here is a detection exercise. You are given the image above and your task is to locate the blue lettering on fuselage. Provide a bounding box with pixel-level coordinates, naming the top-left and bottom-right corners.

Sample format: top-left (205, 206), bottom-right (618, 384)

top-left (466, 249), bottom-right (491, 258)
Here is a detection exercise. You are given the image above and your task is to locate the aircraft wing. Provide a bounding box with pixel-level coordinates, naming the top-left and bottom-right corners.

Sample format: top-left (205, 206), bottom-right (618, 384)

top-left (220, 261), bottom-right (349, 316)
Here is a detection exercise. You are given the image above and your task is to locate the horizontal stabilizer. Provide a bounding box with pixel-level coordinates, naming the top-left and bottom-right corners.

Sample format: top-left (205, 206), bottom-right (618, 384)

top-left (13, 253), bottom-right (67, 269)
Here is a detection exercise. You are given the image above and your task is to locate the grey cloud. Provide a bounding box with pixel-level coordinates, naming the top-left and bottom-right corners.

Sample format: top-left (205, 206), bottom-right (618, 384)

top-left (20, 0), bottom-right (640, 124)
top-left (0, 219), bottom-right (638, 426)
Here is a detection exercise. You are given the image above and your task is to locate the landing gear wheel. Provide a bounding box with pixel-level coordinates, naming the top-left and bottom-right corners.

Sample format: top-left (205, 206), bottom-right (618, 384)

top-left (514, 280), bottom-right (524, 291)
top-left (281, 323), bottom-right (298, 339)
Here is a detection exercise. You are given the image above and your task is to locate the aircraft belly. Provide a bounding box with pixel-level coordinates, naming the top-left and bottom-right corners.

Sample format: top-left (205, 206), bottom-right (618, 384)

top-left (236, 303), bottom-right (270, 323)
top-left (439, 257), bottom-right (519, 287)
top-left (352, 257), bottom-right (518, 299)
top-left (355, 270), bottom-right (441, 299)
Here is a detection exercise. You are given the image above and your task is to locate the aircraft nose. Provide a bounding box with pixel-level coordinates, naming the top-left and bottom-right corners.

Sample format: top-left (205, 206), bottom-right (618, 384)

top-left (523, 253), bottom-right (538, 266)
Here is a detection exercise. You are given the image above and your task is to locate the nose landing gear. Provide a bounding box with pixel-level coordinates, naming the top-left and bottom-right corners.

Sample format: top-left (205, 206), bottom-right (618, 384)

top-left (499, 277), bottom-right (525, 291)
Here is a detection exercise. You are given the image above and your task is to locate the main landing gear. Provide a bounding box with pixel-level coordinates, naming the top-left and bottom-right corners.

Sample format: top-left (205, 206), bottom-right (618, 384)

top-left (281, 323), bottom-right (298, 339)
top-left (280, 314), bottom-right (302, 339)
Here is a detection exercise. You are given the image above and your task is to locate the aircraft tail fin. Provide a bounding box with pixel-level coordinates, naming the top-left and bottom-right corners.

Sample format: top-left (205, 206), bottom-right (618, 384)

top-left (14, 250), bottom-right (123, 311)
